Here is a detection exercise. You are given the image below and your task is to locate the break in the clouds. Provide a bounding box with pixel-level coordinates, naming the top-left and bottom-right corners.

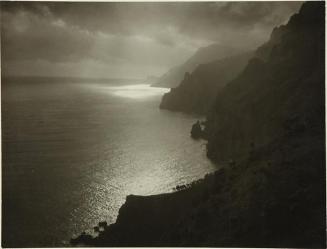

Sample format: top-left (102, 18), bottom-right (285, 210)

top-left (1, 1), bottom-right (302, 79)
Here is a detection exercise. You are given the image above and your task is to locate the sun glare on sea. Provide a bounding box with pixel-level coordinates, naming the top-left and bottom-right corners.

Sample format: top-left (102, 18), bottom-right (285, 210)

top-left (109, 84), bottom-right (169, 99)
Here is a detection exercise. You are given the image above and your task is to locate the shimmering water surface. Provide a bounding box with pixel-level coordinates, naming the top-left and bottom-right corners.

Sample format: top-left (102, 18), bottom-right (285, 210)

top-left (2, 78), bottom-right (216, 247)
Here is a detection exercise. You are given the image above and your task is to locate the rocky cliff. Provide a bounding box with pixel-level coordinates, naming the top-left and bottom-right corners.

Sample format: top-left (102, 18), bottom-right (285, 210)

top-left (205, 1), bottom-right (325, 162)
top-left (160, 51), bottom-right (253, 114)
top-left (71, 2), bottom-right (325, 247)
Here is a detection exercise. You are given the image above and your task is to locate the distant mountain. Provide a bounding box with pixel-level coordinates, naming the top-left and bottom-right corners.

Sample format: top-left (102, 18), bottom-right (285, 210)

top-left (71, 2), bottom-right (325, 248)
top-left (153, 44), bottom-right (245, 88)
top-left (144, 75), bottom-right (159, 84)
top-left (159, 51), bottom-right (253, 114)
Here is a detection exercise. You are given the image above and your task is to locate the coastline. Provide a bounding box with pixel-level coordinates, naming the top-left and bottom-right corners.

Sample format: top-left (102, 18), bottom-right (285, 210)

top-left (72, 2), bottom-right (326, 248)
top-left (71, 171), bottom-right (221, 246)
top-left (71, 129), bottom-right (326, 247)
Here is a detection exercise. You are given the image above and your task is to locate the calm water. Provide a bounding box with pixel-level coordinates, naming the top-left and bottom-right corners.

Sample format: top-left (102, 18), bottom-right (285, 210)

top-left (2, 77), bottom-right (216, 247)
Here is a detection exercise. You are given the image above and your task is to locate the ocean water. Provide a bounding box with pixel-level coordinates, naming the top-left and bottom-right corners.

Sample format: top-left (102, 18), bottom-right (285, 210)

top-left (2, 77), bottom-right (216, 247)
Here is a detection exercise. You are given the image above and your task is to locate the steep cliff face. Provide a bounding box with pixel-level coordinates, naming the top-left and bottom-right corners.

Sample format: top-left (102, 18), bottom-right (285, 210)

top-left (255, 24), bottom-right (287, 61)
top-left (153, 44), bottom-right (244, 88)
top-left (205, 1), bottom-right (325, 162)
top-left (160, 51), bottom-right (253, 114)
top-left (71, 2), bottom-right (325, 248)
top-left (167, 3), bottom-right (326, 246)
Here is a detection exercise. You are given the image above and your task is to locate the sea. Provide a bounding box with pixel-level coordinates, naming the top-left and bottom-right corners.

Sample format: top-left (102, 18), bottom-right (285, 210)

top-left (2, 76), bottom-right (216, 247)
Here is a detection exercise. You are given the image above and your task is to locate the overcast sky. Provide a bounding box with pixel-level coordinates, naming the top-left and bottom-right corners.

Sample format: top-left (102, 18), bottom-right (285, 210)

top-left (1, 1), bottom-right (302, 79)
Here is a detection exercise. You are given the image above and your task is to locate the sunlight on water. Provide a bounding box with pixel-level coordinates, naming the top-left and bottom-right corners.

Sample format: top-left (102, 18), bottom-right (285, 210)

top-left (3, 80), bottom-right (216, 247)
top-left (108, 84), bottom-right (170, 99)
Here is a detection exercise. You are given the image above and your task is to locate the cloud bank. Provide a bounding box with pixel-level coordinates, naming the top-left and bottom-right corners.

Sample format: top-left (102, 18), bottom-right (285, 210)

top-left (1, 2), bottom-right (302, 79)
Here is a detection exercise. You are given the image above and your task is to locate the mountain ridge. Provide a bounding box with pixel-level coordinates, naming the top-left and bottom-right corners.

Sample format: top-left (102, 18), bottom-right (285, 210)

top-left (71, 2), bottom-right (325, 247)
top-left (159, 50), bottom-right (253, 114)
top-left (153, 44), bottom-right (245, 88)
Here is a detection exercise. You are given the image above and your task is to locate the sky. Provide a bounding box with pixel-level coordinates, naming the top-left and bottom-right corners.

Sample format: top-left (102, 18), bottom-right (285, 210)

top-left (1, 1), bottom-right (302, 79)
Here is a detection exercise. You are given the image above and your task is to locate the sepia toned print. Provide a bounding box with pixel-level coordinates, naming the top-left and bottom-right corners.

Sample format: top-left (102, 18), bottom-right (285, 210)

top-left (1, 1), bottom-right (325, 247)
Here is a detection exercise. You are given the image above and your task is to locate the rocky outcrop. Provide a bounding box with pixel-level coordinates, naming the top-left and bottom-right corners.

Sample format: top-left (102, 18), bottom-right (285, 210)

top-left (190, 121), bottom-right (203, 139)
top-left (71, 174), bottom-right (217, 247)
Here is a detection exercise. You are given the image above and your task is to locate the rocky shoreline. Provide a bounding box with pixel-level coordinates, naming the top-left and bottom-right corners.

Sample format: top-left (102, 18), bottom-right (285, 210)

top-left (71, 171), bottom-right (220, 246)
top-left (71, 126), bottom-right (325, 247)
top-left (71, 2), bottom-right (326, 247)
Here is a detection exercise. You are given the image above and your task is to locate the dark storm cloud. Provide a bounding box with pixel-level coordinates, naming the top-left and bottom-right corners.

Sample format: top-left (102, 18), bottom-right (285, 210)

top-left (30, 2), bottom-right (302, 45)
top-left (1, 1), bottom-right (302, 78)
top-left (1, 11), bottom-right (93, 62)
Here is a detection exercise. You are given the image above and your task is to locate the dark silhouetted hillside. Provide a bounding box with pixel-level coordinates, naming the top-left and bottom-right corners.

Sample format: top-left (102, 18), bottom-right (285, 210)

top-left (160, 51), bottom-right (253, 114)
top-left (71, 2), bottom-right (325, 247)
top-left (205, 1), bottom-right (325, 162)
